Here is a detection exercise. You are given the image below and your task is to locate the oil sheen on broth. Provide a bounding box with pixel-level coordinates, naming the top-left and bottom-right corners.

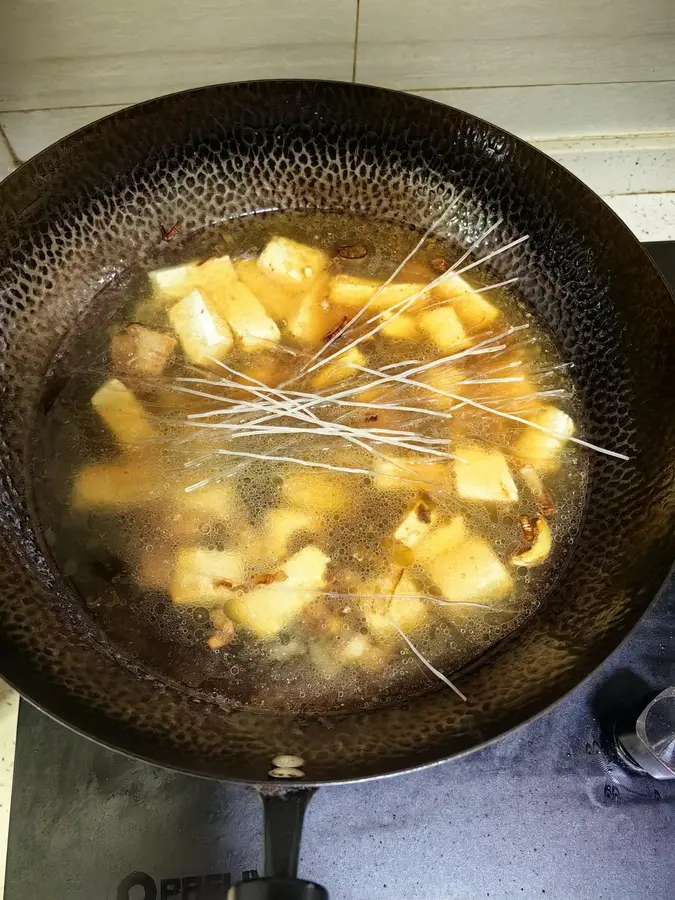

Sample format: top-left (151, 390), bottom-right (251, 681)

top-left (31, 212), bottom-right (587, 715)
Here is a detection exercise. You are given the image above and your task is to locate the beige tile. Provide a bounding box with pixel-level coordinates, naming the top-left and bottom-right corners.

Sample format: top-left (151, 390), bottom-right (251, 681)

top-left (411, 82), bottom-right (675, 142)
top-left (0, 0), bottom-right (357, 112)
top-left (356, 0), bottom-right (675, 90)
top-left (0, 132), bottom-right (15, 181)
top-left (0, 106), bottom-right (125, 162)
top-left (604, 193), bottom-right (675, 242)
top-left (0, 688), bottom-right (19, 900)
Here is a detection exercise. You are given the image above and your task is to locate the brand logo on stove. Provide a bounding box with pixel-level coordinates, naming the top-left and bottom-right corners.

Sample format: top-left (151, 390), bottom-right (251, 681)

top-left (117, 869), bottom-right (259, 899)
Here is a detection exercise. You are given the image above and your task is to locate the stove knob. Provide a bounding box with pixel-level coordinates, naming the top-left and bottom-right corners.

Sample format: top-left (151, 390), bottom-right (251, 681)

top-left (616, 686), bottom-right (675, 779)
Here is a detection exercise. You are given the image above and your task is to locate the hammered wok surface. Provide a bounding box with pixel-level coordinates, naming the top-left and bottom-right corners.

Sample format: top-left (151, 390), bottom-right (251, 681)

top-left (0, 81), bottom-right (674, 782)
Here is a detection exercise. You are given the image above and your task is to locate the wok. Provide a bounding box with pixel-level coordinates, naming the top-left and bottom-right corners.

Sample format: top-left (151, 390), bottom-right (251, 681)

top-left (1, 80), bottom-right (675, 898)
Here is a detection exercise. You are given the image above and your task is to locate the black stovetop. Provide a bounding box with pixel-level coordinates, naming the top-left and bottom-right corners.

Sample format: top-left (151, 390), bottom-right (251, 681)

top-left (5, 243), bottom-right (675, 900)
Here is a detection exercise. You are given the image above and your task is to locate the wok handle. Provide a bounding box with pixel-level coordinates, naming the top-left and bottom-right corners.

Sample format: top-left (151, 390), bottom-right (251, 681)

top-left (228, 787), bottom-right (328, 900)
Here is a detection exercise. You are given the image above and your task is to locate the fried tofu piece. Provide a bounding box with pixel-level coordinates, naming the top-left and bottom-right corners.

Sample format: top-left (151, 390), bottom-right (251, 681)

top-left (454, 445), bottom-right (518, 503)
top-left (91, 378), bottom-right (155, 446)
top-left (394, 494), bottom-right (438, 549)
top-left (336, 633), bottom-right (393, 671)
top-left (361, 572), bottom-right (428, 638)
top-left (281, 470), bottom-right (347, 514)
top-left (373, 457), bottom-right (448, 492)
top-left (329, 276), bottom-right (425, 312)
top-left (433, 275), bottom-right (500, 331)
top-left (285, 276), bottom-right (339, 347)
top-left (163, 481), bottom-right (244, 540)
top-left (168, 289), bottom-right (234, 367)
top-left (426, 533), bottom-right (512, 605)
top-left (192, 254), bottom-right (238, 294)
top-left (264, 507), bottom-right (320, 558)
top-left (513, 407), bottom-right (575, 473)
top-left (227, 546), bottom-right (329, 639)
top-left (111, 324), bottom-right (177, 377)
top-left (380, 311), bottom-right (418, 340)
top-left (234, 258), bottom-right (300, 321)
top-left (311, 346), bottom-right (366, 389)
top-left (416, 517), bottom-right (468, 568)
top-left (210, 281), bottom-right (281, 352)
top-left (149, 263), bottom-right (194, 302)
top-left (171, 547), bottom-right (245, 606)
top-left (510, 517), bottom-right (552, 568)
top-left (418, 307), bottom-right (468, 352)
top-left (72, 456), bottom-right (164, 510)
top-left (257, 237), bottom-right (328, 288)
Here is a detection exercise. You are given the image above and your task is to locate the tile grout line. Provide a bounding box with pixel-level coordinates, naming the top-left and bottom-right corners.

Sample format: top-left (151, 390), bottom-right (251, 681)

top-left (0, 125), bottom-right (21, 169)
top-left (351, 0), bottom-right (361, 83)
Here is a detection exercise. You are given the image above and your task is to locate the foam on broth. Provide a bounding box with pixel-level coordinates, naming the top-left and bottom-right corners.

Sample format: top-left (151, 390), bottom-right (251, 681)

top-left (29, 211), bottom-right (588, 715)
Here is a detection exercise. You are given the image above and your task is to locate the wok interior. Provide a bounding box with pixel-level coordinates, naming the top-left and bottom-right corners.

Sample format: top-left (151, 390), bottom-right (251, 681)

top-left (1, 81), bottom-right (674, 781)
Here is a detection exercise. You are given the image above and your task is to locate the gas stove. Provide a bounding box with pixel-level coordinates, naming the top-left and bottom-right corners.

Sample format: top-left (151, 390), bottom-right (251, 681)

top-left (5, 243), bottom-right (675, 900)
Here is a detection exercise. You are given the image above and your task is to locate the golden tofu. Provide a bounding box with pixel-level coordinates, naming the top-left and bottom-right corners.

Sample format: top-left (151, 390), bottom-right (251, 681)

top-left (91, 378), bottom-right (155, 446)
top-left (227, 546), bottom-right (329, 639)
top-left (264, 507), bottom-right (320, 558)
top-left (71, 457), bottom-right (164, 510)
top-left (510, 517), bottom-right (552, 568)
top-left (192, 254), bottom-right (238, 296)
top-left (433, 275), bottom-right (500, 332)
top-left (281, 470), bottom-right (347, 514)
top-left (171, 547), bottom-right (245, 606)
top-left (311, 346), bottom-right (366, 389)
top-left (210, 281), bottom-right (281, 352)
top-left (285, 276), bottom-right (336, 347)
top-left (164, 481), bottom-right (244, 540)
top-left (394, 495), bottom-right (438, 549)
top-left (336, 634), bottom-right (391, 671)
top-left (111, 324), bottom-right (177, 377)
top-left (418, 307), bottom-right (468, 352)
top-left (361, 572), bottom-right (428, 638)
top-left (454, 445), bottom-right (518, 503)
top-left (373, 457), bottom-right (448, 492)
top-left (329, 276), bottom-right (425, 312)
top-left (429, 535), bottom-right (512, 605)
top-left (416, 517), bottom-right (468, 567)
top-left (514, 407), bottom-right (575, 472)
top-left (149, 263), bottom-right (194, 302)
top-left (257, 237), bottom-right (328, 287)
top-left (380, 311), bottom-right (418, 340)
top-left (234, 258), bottom-right (300, 321)
top-left (168, 289), bottom-right (234, 367)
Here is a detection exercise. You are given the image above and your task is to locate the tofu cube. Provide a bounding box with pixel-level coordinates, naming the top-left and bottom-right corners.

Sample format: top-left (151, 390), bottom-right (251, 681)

top-left (164, 481), bottom-right (244, 540)
top-left (380, 311), bottom-right (418, 340)
top-left (227, 546), bottom-right (329, 639)
top-left (329, 276), bottom-right (426, 312)
top-left (394, 494), bottom-right (438, 549)
top-left (433, 275), bottom-right (500, 331)
top-left (418, 307), bottom-right (468, 352)
top-left (416, 517), bottom-right (468, 568)
top-left (171, 547), bottom-right (245, 606)
top-left (336, 634), bottom-right (393, 671)
top-left (193, 255), bottom-right (238, 295)
top-left (234, 258), bottom-right (301, 321)
top-left (429, 535), bottom-right (512, 605)
top-left (286, 276), bottom-right (342, 348)
top-left (111, 324), bottom-right (177, 377)
top-left (91, 378), bottom-right (155, 446)
top-left (257, 237), bottom-right (328, 287)
top-left (71, 457), bottom-right (164, 510)
top-left (168, 289), bottom-right (234, 367)
top-left (361, 572), bottom-right (428, 638)
top-left (209, 281), bottom-right (281, 352)
top-left (281, 470), bottom-right (347, 514)
top-left (311, 346), bottom-right (366, 389)
top-left (454, 445), bottom-right (518, 503)
top-left (373, 457), bottom-right (448, 492)
top-left (514, 407), bottom-right (575, 472)
top-left (149, 264), bottom-right (194, 302)
top-left (264, 507), bottom-right (320, 558)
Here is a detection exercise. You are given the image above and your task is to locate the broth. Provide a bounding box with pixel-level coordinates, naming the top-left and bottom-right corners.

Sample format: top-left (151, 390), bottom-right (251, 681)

top-left (30, 211), bottom-right (588, 714)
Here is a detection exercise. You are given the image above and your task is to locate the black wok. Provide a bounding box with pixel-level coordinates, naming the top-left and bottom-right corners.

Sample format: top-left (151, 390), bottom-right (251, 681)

top-left (1, 81), bottom-right (674, 897)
